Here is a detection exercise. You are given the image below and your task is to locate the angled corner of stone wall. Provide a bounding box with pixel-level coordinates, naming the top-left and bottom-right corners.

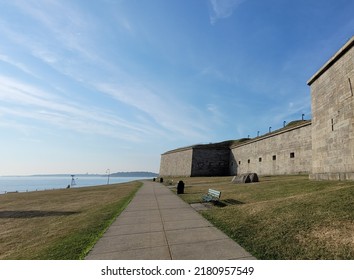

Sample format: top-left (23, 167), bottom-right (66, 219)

top-left (309, 36), bottom-right (354, 180)
top-left (191, 147), bottom-right (231, 176)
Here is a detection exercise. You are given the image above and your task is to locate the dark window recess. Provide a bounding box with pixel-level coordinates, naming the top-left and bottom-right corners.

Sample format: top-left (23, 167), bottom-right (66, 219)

top-left (248, 159), bottom-right (250, 164)
top-left (290, 152), bottom-right (295, 158)
top-left (331, 118), bottom-right (334, 131)
top-left (349, 78), bottom-right (353, 96)
top-left (259, 157), bottom-right (262, 162)
top-left (238, 161), bottom-right (241, 165)
top-left (272, 155), bottom-right (276, 160)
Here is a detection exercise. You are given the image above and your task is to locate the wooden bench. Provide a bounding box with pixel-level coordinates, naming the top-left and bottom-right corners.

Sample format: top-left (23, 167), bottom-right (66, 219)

top-left (202, 189), bottom-right (221, 203)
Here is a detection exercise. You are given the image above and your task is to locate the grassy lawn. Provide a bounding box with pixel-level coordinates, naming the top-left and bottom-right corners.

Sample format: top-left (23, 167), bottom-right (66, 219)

top-left (164, 175), bottom-right (354, 259)
top-left (0, 181), bottom-right (141, 260)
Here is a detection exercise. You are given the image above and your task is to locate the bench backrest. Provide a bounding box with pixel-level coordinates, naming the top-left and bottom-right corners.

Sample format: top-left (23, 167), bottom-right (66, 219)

top-left (208, 189), bottom-right (221, 198)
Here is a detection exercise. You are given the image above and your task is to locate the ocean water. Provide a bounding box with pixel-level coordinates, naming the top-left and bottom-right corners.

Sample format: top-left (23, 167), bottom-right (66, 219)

top-left (0, 176), bottom-right (151, 194)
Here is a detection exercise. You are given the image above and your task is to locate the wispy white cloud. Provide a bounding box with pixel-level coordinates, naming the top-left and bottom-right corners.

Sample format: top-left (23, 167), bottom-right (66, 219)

top-left (199, 66), bottom-right (239, 84)
top-left (0, 54), bottom-right (39, 78)
top-left (206, 103), bottom-right (225, 126)
top-left (0, 75), bottom-right (153, 142)
top-left (3, 0), bottom-right (102, 77)
top-left (0, 1), bottom-right (219, 144)
top-left (270, 95), bottom-right (312, 125)
top-left (95, 82), bottom-right (210, 140)
top-left (209, 0), bottom-right (246, 24)
top-left (119, 18), bottom-right (134, 34)
top-left (11, 0), bottom-right (94, 54)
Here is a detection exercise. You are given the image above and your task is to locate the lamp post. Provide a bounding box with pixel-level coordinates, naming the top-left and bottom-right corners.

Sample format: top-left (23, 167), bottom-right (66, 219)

top-left (70, 175), bottom-right (76, 188)
top-left (106, 169), bottom-right (110, 185)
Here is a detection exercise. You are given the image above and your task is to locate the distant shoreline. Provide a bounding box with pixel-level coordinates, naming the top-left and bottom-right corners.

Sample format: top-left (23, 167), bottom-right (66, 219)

top-left (0, 175), bottom-right (157, 194)
top-left (1, 172), bottom-right (159, 178)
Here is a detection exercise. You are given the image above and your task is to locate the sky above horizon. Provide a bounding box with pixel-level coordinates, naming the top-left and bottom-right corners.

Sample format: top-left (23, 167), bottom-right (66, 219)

top-left (0, 0), bottom-right (353, 175)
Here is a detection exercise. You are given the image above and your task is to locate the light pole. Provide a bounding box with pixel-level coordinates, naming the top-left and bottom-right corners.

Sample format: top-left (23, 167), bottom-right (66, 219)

top-left (70, 175), bottom-right (76, 188)
top-left (106, 169), bottom-right (110, 185)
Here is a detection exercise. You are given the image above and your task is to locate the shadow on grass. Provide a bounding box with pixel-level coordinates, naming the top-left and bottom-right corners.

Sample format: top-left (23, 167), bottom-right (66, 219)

top-left (215, 199), bottom-right (245, 207)
top-left (0, 210), bottom-right (80, 218)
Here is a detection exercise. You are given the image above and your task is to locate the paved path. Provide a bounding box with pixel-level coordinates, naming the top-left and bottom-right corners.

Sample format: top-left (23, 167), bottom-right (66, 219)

top-left (86, 181), bottom-right (255, 260)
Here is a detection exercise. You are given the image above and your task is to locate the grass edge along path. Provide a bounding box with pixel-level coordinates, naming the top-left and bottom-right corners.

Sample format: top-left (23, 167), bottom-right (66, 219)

top-left (164, 175), bottom-right (354, 259)
top-left (44, 182), bottom-right (142, 260)
top-left (0, 181), bottom-right (142, 260)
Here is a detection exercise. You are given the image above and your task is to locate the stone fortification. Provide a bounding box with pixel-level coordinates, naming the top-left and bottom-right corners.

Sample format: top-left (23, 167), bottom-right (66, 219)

top-left (191, 147), bottom-right (230, 176)
top-left (159, 147), bottom-right (193, 177)
top-left (160, 36), bottom-right (354, 180)
top-left (308, 36), bottom-right (354, 180)
top-left (159, 142), bottom-right (231, 177)
top-left (230, 121), bottom-right (312, 176)
top-left (160, 123), bottom-right (312, 177)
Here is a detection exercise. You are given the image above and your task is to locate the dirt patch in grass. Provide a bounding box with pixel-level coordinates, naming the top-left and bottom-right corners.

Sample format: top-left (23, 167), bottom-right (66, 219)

top-left (0, 181), bottom-right (141, 259)
top-left (297, 221), bottom-right (354, 249)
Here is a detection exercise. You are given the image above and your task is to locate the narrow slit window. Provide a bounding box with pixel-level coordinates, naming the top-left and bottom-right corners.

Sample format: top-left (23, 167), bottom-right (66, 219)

top-left (248, 159), bottom-right (250, 164)
top-left (290, 152), bottom-right (295, 158)
top-left (259, 157), bottom-right (262, 162)
top-left (272, 155), bottom-right (276, 161)
top-left (349, 78), bottom-right (353, 96)
top-left (331, 118), bottom-right (334, 131)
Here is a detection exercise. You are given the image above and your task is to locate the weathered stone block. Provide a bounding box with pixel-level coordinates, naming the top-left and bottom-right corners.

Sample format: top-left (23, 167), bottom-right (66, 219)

top-left (232, 173), bottom-right (259, 184)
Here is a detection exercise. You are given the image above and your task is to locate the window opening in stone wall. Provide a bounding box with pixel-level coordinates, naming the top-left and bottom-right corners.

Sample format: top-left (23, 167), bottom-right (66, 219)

top-left (272, 155), bottom-right (276, 160)
top-left (248, 159), bottom-right (250, 164)
top-left (349, 78), bottom-right (353, 96)
top-left (331, 118), bottom-right (334, 131)
top-left (290, 152), bottom-right (295, 158)
top-left (239, 161), bottom-right (241, 165)
top-left (259, 157), bottom-right (262, 162)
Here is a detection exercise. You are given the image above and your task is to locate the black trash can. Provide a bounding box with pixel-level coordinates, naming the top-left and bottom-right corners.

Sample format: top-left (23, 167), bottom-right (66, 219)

top-left (159, 177), bottom-right (163, 183)
top-left (177, 180), bottom-right (185, 194)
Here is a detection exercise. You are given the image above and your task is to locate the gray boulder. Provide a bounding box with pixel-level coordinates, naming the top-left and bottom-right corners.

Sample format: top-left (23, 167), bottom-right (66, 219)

top-left (232, 173), bottom-right (259, 184)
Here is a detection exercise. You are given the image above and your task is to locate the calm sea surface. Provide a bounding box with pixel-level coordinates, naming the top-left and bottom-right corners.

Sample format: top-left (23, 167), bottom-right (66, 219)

top-left (0, 176), bottom-right (151, 194)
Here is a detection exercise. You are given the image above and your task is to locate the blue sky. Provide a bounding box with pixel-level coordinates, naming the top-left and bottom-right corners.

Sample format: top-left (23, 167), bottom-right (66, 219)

top-left (0, 0), bottom-right (353, 175)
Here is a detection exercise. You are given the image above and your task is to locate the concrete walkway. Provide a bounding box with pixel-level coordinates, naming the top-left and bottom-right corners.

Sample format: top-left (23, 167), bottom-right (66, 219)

top-left (85, 181), bottom-right (255, 260)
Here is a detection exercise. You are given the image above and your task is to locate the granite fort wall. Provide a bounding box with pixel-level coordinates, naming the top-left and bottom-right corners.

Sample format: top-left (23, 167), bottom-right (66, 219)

top-left (308, 37), bottom-right (354, 180)
top-left (159, 146), bottom-right (230, 177)
top-left (159, 37), bottom-right (354, 180)
top-left (230, 122), bottom-right (312, 176)
top-left (159, 122), bottom-right (312, 177)
top-left (191, 147), bottom-right (230, 176)
top-left (159, 148), bottom-right (193, 177)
